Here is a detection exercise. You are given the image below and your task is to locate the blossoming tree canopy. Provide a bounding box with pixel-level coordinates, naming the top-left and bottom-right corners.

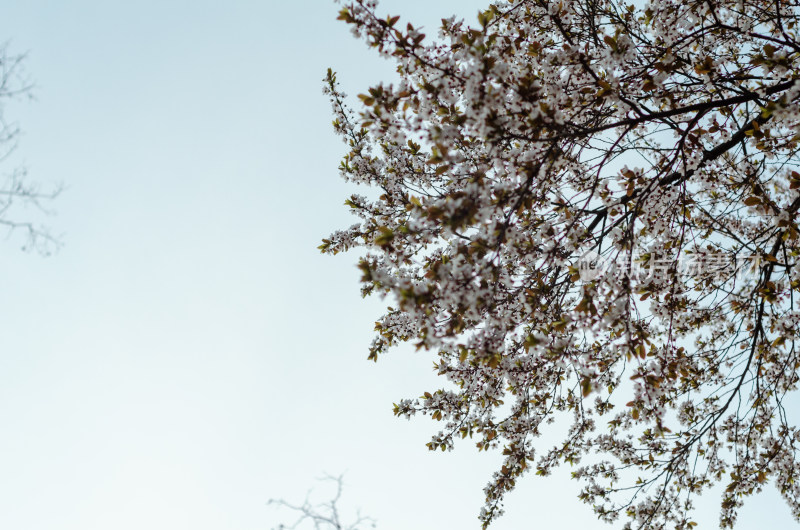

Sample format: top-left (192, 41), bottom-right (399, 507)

top-left (320, 0), bottom-right (800, 528)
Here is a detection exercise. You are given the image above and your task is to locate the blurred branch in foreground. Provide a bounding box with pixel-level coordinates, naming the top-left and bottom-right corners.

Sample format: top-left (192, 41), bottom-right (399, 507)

top-left (269, 474), bottom-right (376, 530)
top-left (0, 42), bottom-right (62, 255)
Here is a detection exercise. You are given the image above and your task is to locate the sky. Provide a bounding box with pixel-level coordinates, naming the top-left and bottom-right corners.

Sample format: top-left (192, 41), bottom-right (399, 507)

top-left (0, 1), bottom-right (796, 529)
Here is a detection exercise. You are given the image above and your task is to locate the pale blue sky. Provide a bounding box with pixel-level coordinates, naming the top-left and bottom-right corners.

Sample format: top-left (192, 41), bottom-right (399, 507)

top-left (0, 1), bottom-right (794, 529)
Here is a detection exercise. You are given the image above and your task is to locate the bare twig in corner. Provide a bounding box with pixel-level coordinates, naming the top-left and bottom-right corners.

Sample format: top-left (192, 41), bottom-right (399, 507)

top-left (268, 474), bottom-right (376, 530)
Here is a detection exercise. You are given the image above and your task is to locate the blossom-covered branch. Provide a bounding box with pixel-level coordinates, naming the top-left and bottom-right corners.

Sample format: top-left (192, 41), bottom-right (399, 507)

top-left (323, 1), bottom-right (800, 528)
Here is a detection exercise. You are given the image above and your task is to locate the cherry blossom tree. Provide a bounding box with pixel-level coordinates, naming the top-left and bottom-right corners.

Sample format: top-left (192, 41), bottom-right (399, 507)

top-left (321, 0), bottom-right (800, 528)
